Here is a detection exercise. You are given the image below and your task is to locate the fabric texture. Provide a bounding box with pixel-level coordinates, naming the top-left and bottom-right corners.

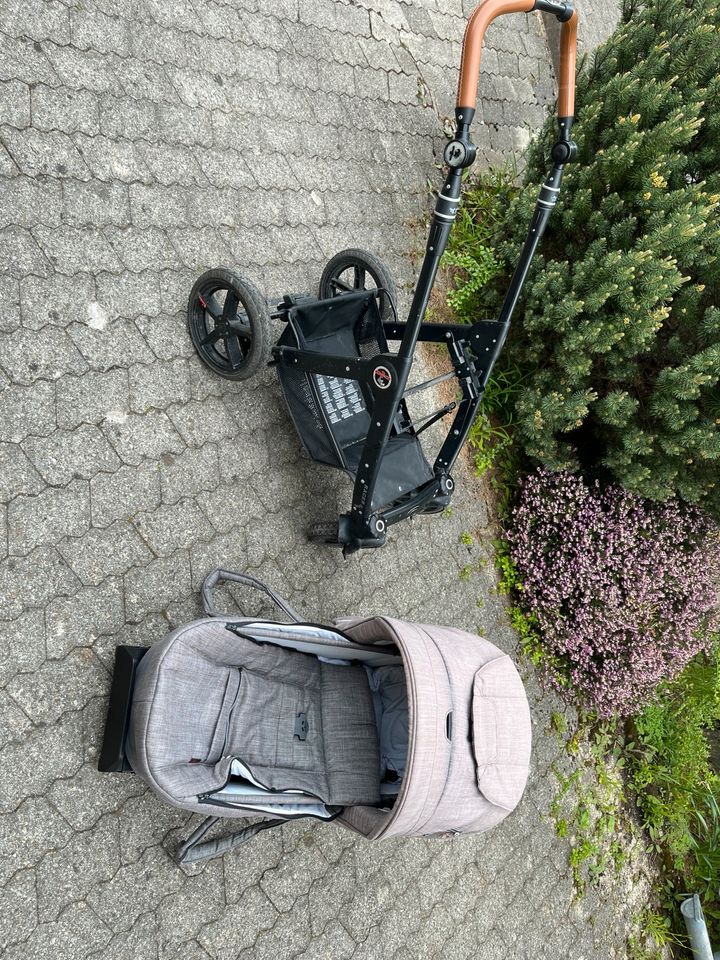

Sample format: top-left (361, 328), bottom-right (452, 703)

top-left (126, 618), bottom-right (381, 813)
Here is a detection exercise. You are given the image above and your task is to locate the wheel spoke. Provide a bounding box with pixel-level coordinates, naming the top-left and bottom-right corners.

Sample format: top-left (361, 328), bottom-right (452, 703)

top-left (222, 289), bottom-right (239, 324)
top-left (228, 312), bottom-right (252, 334)
top-left (330, 276), bottom-right (353, 294)
top-left (201, 293), bottom-right (222, 322)
top-left (353, 265), bottom-right (366, 289)
top-left (224, 332), bottom-right (244, 368)
top-left (199, 327), bottom-right (223, 346)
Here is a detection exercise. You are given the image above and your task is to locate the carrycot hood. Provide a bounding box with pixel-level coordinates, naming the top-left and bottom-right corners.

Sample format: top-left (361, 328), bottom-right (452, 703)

top-left (336, 616), bottom-right (532, 839)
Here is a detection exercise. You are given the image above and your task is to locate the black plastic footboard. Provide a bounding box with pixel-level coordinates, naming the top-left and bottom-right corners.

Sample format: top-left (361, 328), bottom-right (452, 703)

top-left (98, 645), bottom-right (149, 773)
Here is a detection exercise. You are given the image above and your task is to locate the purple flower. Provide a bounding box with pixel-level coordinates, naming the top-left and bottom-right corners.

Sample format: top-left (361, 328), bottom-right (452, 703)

top-left (507, 469), bottom-right (720, 717)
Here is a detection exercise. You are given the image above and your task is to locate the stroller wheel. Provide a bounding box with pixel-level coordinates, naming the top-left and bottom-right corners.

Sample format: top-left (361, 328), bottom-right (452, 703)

top-left (319, 248), bottom-right (397, 321)
top-left (187, 268), bottom-right (270, 381)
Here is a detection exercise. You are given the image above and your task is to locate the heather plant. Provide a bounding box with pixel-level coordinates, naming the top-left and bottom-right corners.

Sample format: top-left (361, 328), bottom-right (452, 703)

top-left (506, 468), bottom-right (719, 717)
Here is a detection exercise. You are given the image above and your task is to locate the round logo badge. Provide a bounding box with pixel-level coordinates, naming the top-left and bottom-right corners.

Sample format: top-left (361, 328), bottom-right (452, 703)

top-left (373, 365), bottom-right (393, 390)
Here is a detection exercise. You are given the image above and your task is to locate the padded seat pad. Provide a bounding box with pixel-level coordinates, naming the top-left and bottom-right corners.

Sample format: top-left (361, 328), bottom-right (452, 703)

top-left (127, 620), bottom-right (381, 807)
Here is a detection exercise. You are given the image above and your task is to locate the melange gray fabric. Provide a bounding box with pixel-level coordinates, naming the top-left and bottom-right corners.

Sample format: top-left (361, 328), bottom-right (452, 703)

top-left (335, 617), bottom-right (532, 841)
top-left (126, 618), bottom-right (381, 811)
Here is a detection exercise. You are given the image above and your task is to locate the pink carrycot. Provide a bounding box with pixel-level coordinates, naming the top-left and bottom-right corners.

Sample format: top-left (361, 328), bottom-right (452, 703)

top-left (98, 570), bottom-right (532, 862)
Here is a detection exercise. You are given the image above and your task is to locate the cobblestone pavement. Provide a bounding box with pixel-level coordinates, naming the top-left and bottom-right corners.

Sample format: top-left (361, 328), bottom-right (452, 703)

top-left (0, 1), bottom-right (652, 959)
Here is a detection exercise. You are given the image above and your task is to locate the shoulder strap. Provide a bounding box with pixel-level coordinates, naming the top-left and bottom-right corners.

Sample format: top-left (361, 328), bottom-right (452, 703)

top-left (176, 815), bottom-right (285, 865)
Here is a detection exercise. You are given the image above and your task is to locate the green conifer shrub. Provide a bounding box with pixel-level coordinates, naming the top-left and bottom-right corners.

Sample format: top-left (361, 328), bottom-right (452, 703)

top-left (467, 0), bottom-right (720, 511)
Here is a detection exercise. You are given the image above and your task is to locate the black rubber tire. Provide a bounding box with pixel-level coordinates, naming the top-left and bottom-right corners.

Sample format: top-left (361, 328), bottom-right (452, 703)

top-left (318, 248), bottom-right (397, 321)
top-left (187, 268), bottom-right (271, 381)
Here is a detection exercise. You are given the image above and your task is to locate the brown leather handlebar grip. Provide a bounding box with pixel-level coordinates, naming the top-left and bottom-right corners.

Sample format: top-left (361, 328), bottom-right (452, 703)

top-left (457, 0), bottom-right (578, 118)
top-left (558, 10), bottom-right (578, 116)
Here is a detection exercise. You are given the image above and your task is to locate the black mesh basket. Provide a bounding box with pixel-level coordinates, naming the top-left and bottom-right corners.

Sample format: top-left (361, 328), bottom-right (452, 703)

top-left (277, 291), bottom-right (433, 509)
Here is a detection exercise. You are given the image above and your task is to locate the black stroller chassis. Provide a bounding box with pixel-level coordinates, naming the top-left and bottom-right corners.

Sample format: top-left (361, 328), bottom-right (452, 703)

top-left (187, 0), bottom-right (578, 553)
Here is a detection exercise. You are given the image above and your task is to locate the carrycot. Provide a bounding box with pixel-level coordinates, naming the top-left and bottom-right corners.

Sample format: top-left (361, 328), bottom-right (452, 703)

top-left (99, 570), bottom-right (532, 861)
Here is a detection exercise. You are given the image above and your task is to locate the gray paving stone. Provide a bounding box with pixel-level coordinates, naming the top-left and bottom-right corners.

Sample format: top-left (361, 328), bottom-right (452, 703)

top-left (0, 77), bottom-right (30, 127)
top-left (0, 325), bottom-right (88, 385)
top-left (134, 311), bottom-right (195, 362)
top-left (22, 424), bottom-right (121, 486)
top-left (56, 368), bottom-right (129, 430)
top-left (45, 575), bottom-right (125, 659)
top-left (90, 461), bottom-right (162, 527)
top-left (62, 179), bottom-right (131, 227)
top-left (158, 442), bottom-right (220, 504)
top-left (0, 707), bottom-right (83, 812)
top-left (88, 845), bottom-right (185, 934)
top-left (0, 607), bottom-right (46, 687)
top-left (0, 176), bottom-right (62, 229)
top-left (0, 441), bottom-right (44, 500)
top-left (123, 549), bottom-right (191, 621)
top-left (198, 884), bottom-right (279, 960)
top-left (35, 814), bottom-right (121, 922)
top-left (132, 498), bottom-right (215, 556)
top-left (34, 224), bottom-right (122, 275)
top-left (20, 271), bottom-right (97, 331)
top-left (2, 126), bottom-right (90, 180)
top-left (8, 479), bottom-right (91, 556)
top-left (8, 646), bottom-right (107, 724)
top-left (0, 868), bottom-right (38, 951)
top-left (68, 316), bottom-right (157, 371)
top-left (102, 409), bottom-right (186, 466)
top-left (0, 544), bottom-right (79, 620)
top-left (4, 900), bottom-right (113, 960)
top-left (73, 133), bottom-right (153, 184)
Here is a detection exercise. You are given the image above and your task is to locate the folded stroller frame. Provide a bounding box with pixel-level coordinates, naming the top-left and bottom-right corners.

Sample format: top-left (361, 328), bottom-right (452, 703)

top-left (98, 569), bottom-right (532, 863)
top-left (186, 0), bottom-right (579, 553)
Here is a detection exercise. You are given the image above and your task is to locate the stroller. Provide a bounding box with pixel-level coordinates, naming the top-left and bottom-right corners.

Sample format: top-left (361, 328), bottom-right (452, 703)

top-left (98, 570), bottom-right (532, 862)
top-left (186, 0), bottom-right (578, 553)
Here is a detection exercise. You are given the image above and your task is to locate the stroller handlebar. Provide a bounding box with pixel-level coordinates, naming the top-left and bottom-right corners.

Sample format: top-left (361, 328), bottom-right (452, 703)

top-left (457, 0), bottom-right (578, 117)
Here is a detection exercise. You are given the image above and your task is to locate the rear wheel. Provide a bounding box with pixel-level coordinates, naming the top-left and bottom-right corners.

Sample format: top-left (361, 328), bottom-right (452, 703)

top-left (319, 248), bottom-right (397, 321)
top-left (187, 268), bottom-right (270, 381)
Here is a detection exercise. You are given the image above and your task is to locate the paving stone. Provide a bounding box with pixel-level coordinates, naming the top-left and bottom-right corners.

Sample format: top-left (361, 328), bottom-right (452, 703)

top-left (74, 133), bottom-right (153, 184)
top-left (88, 845), bottom-right (185, 934)
top-left (20, 271), bottom-right (97, 331)
top-left (45, 576), bottom-right (125, 659)
top-left (132, 498), bottom-right (215, 556)
top-left (0, 77), bottom-right (31, 127)
top-left (4, 900), bottom-right (113, 960)
top-left (156, 861), bottom-right (225, 944)
top-left (68, 316), bottom-right (157, 372)
top-left (62, 179), bottom-right (131, 227)
top-left (22, 424), bottom-right (121, 485)
top-left (134, 311), bottom-right (195, 361)
top-left (198, 884), bottom-right (278, 960)
top-left (89, 461), bottom-right (162, 526)
top-left (0, 544), bottom-right (79, 620)
top-left (0, 607), bottom-right (46, 687)
top-left (33, 224), bottom-right (122, 275)
top-left (0, 175), bottom-right (62, 229)
top-left (129, 358), bottom-right (191, 413)
top-left (158, 442), bottom-right (219, 504)
top-left (167, 396), bottom-right (239, 446)
top-left (8, 479), bottom-right (91, 556)
top-left (90, 913), bottom-right (161, 960)
top-left (35, 813), bottom-right (120, 922)
top-left (0, 224), bottom-right (50, 276)
top-left (49, 762), bottom-right (147, 832)
top-left (9, 646), bottom-right (108, 724)
top-left (96, 270), bottom-right (162, 321)
top-left (0, 707), bottom-right (83, 812)
top-left (56, 368), bottom-right (129, 429)
top-left (102, 409), bottom-right (186, 466)
top-left (0, 325), bottom-right (88, 385)
top-left (2, 126), bottom-right (90, 179)
top-left (123, 549), bottom-right (192, 621)
top-left (0, 868), bottom-right (38, 951)
top-left (0, 441), bottom-right (44, 500)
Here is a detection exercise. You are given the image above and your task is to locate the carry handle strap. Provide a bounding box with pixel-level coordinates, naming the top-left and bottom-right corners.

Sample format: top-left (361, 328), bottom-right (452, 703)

top-left (201, 568), bottom-right (302, 623)
top-left (457, 0), bottom-right (577, 118)
top-left (177, 815), bottom-right (285, 865)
